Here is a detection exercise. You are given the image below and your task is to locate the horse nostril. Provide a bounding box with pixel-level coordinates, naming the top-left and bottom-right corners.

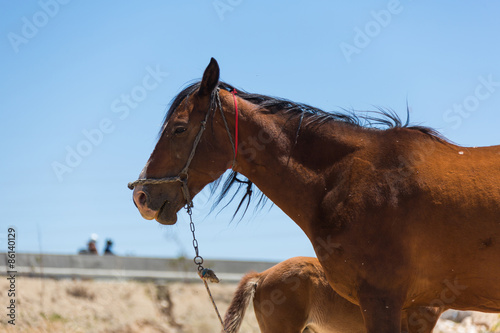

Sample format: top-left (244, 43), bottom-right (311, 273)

top-left (134, 190), bottom-right (148, 208)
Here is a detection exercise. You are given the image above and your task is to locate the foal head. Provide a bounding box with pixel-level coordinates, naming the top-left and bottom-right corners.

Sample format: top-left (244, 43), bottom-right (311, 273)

top-left (131, 58), bottom-right (235, 224)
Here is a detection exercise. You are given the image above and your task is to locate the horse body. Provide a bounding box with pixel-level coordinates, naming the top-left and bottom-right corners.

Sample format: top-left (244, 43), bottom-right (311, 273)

top-left (400, 142), bottom-right (500, 311)
top-left (244, 111), bottom-right (500, 305)
top-left (224, 257), bottom-right (441, 333)
top-left (233, 100), bottom-right (500, 314)
top-left (131, 58), bottom-right (500, 332)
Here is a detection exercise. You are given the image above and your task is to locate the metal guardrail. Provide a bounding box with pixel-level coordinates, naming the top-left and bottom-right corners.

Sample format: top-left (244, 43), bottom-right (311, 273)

top-left (0, 253), bottom-right (277, 283)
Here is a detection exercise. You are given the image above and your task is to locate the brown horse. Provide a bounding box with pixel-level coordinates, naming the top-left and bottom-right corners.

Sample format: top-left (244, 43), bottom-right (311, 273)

top-left (224, 256), bottom-right (442, 333)
top-left (130, 58), bottom-right (500, 332)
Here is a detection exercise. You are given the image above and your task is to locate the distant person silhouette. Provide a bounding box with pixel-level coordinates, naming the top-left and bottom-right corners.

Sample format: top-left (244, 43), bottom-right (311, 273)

top-left (78, 234), bottom-right (99, 255)
top-left (87, 233), bottom-right (98, 255)
top-left (104, 239), bottom-right (114, 255)
top-left (87, 240), bottom-right (97, 254)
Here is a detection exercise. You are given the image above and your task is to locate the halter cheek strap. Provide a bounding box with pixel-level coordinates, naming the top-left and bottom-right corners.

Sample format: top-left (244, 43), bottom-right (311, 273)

top-left (128, 87), bottom-right (240, 196)
top-left (231, 89), bottom-right (239, 158)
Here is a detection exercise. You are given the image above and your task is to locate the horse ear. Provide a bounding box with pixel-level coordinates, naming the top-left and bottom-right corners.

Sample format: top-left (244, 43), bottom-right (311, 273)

top-left (198, 58), bottom-right (220, 97)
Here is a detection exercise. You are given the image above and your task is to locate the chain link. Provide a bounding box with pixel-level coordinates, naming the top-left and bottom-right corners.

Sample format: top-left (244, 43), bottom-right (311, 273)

top-left (187, 206), bottom-right (204, 272)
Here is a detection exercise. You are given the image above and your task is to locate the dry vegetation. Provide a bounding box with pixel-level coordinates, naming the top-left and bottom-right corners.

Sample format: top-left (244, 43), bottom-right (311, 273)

top-left (0, 277), bottom-right (499, 332)
top-left (0, 276), bottom-right (258, 333)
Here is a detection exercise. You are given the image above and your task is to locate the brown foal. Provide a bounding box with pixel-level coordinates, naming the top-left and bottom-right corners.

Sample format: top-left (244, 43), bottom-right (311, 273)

top-left (223, 257), bottom-right (442, 333)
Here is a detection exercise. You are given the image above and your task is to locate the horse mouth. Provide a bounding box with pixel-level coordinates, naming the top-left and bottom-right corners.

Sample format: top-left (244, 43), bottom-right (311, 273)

top-left (155, 200), bottom-right (178, 225)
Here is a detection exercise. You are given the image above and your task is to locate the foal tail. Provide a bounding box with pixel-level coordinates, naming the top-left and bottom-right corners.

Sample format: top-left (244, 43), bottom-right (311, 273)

top-left (222, 271), bottom-right (260, 333)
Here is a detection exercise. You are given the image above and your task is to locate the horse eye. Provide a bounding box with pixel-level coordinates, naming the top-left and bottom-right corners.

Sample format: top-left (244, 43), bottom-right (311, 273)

top-left (174, 127), bottom-right (187, 135)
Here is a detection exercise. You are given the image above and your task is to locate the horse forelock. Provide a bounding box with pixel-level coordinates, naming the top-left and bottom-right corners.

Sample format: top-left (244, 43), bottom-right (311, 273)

top-left (159, 81), bottom-right (201, 138)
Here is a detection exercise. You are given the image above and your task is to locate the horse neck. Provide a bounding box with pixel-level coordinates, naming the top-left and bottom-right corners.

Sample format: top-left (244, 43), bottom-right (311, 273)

top-left (230, 99), bottom-right (370, 235)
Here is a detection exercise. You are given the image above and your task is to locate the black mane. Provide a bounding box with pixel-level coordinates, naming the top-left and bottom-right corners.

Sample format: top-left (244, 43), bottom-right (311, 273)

top-left (163, 81), bottom-right (441, 136)
top-left (162, 80), bottom-right (443, 218)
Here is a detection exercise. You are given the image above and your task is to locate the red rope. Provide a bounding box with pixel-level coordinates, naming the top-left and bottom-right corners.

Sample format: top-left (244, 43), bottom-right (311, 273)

top-left (231, 89), bottom-right (238, 158)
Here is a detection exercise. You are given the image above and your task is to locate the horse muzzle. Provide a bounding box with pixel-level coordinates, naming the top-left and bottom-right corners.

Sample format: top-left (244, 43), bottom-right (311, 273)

top-left (132, 186), bottom-right (179, 225)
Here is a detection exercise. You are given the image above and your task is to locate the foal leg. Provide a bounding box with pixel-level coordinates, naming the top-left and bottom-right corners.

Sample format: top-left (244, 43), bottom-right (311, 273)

top-left (358, 291), bottom-right (404, 333)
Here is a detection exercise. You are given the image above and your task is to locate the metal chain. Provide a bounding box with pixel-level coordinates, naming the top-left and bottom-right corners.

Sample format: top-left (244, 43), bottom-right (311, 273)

top-left (186, 204), bottom-right (227, 332)
top-left (187, 205), bottom-right (204, 271)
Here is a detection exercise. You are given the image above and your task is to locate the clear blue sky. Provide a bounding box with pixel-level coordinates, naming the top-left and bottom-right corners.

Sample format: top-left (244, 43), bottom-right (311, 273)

top-left (1, 1), bottom-right (500, 261)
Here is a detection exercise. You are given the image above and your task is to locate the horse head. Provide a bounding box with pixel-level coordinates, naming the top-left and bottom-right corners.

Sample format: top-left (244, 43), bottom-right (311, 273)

top-left (131, 58), bottom-right (236, 224)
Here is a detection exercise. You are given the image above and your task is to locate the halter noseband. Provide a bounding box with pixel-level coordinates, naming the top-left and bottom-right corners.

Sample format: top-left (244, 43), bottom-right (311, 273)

top-left (127, 88), bottom-right (239, 208)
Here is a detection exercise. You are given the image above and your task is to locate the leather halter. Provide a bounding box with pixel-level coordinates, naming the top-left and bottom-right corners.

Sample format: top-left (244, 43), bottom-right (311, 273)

top-left (127, 87), bottom-right (238, 208)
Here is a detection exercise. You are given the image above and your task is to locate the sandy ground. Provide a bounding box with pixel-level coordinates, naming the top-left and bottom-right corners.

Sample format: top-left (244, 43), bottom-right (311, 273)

top-left (0, 276), bottom-right (258, 333)
top-left (0, 277), bottom-right (499, 332)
